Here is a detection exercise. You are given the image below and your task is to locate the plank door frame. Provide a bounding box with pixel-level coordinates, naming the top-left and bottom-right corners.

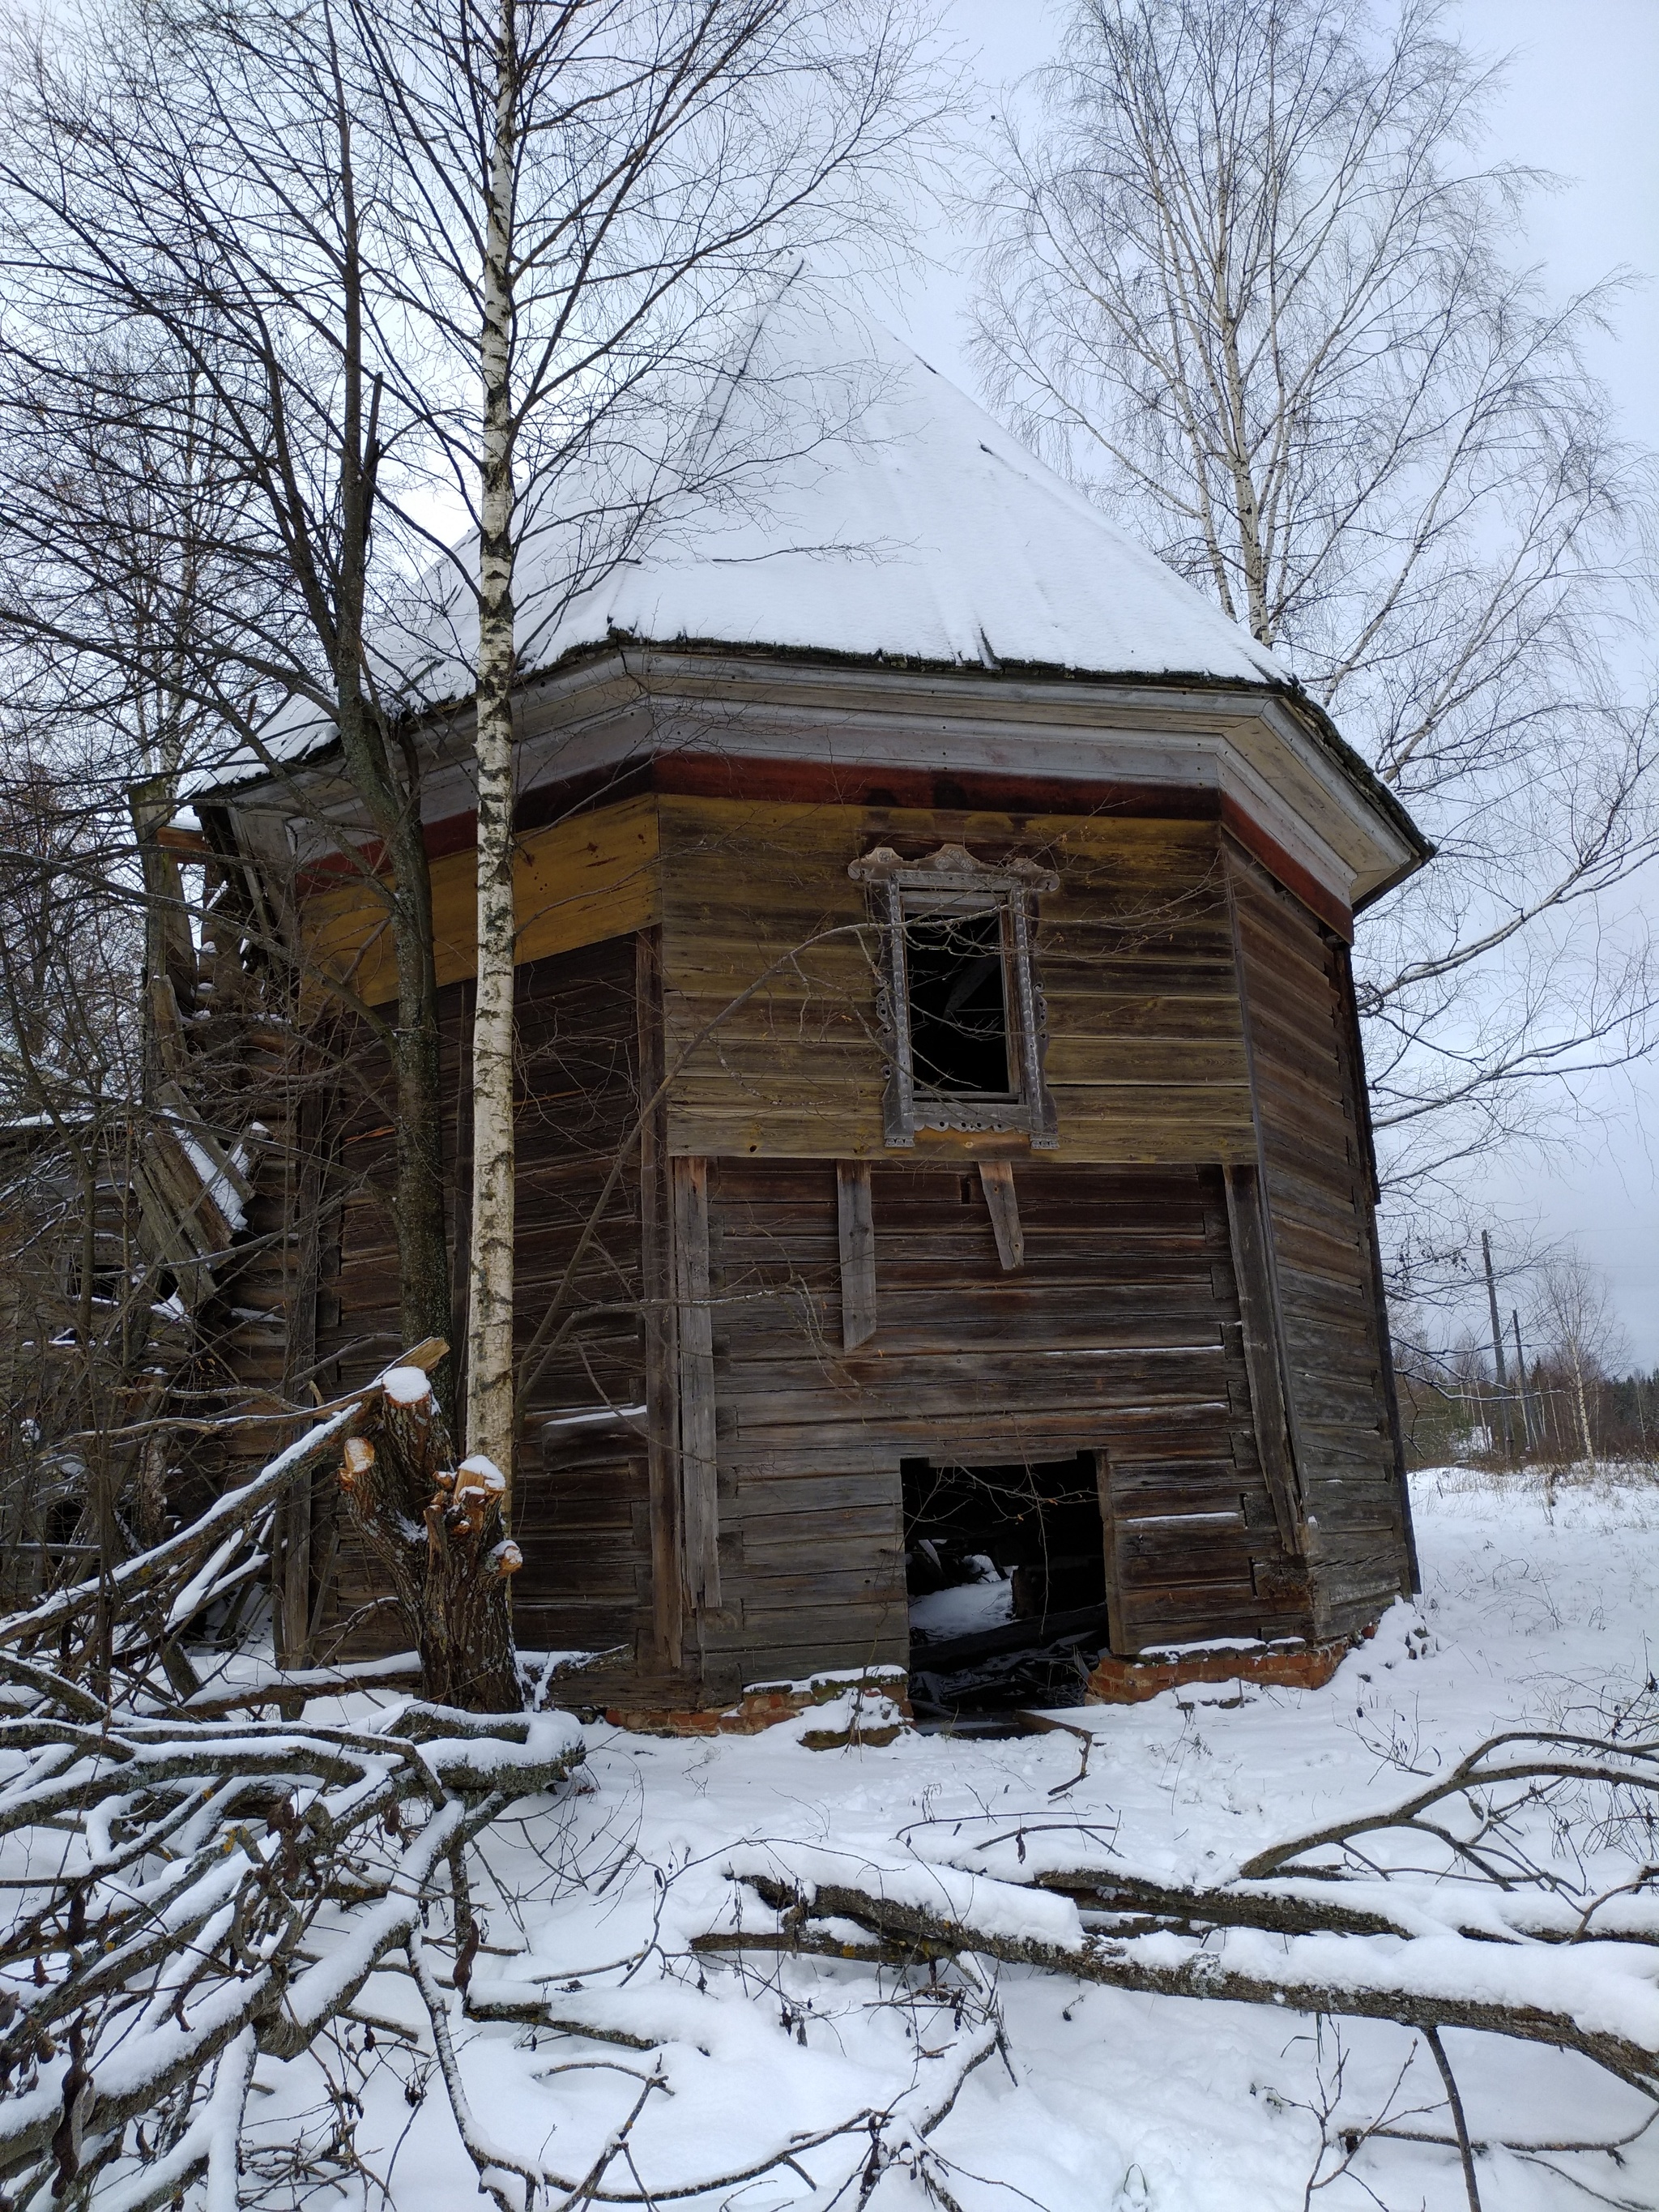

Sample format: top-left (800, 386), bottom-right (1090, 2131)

top-left (637, 930), bottom-right (684, 1664)
top-left (672, 1153), bottom-right (720, 1610)
top-left (1092, 1445), bottom-right (1126, 1655)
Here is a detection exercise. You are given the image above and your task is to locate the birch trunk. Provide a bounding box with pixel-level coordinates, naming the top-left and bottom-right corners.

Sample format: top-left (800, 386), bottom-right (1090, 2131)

top-left (464, 0), bottom-right (519, 1493)
top-left (1572, 1358), bottom-right (1597, 1468)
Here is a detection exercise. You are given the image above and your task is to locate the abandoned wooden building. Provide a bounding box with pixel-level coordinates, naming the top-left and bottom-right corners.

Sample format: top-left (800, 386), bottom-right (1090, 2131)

top-left (197, 323), bottom-right (1432, 1719)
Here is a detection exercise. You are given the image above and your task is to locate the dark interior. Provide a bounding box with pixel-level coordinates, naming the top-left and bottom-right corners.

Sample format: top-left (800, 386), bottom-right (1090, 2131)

top-left (902, 1451), bottom-right (1111, 1716)
top-left (902, 904), bottom-right (1013, 1095)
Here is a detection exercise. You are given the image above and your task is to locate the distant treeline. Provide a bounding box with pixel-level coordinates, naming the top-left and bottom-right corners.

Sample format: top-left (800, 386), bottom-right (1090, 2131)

top-left (1398, 1360), bottom-right (1659, 1469)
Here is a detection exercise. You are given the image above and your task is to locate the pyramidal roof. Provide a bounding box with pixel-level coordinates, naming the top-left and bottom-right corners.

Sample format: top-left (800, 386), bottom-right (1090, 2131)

top-left (433, 310), bottom-right (1287, 696)
top-left (225, 306), bottom-right (1299, 789)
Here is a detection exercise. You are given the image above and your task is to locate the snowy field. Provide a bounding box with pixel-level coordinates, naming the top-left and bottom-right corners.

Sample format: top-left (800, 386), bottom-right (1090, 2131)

top-left (248, 1467), bottom-right (1659, 2212)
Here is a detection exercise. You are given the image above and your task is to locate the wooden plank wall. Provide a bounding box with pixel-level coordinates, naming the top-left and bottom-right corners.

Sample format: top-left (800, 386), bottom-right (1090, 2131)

top-left (313, 937), bottom-right (682, 1683)
top-left (1226, 847), bottom-right (1413, 1633)
top-left (303, 796), bottom-right (659, 1008)
top-left (299, 792), bottom-right (1408, 1696)
top-left (701, 1157), bottom-right (1313, 1695)
top-left (658, 796), bottom-right (1256, 1164)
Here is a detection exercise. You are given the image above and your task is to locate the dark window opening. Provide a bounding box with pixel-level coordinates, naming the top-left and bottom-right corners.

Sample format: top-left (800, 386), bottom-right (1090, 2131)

top-left (902, 903), bottom-right (1012, 1096)
top-left (902, 1452), bottom-right (1110, 1719)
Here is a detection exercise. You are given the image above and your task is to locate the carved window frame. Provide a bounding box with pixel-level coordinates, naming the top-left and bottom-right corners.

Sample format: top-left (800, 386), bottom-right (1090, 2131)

top-left (849, 842), bottom-right (1060, 1149)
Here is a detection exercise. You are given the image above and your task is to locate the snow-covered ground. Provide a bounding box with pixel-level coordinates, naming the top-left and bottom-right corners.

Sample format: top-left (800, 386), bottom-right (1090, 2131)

top-left (258, 1467), bottom-right (1659, 2211)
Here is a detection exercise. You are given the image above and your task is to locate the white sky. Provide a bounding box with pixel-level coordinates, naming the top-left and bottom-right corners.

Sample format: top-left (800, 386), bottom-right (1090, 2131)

top-left (888, 0), bottom-right (1659, 1363)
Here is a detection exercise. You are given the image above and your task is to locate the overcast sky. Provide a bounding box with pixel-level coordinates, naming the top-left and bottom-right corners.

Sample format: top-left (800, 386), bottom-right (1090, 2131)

top-left (888, 0), bottom-right (1659, 1363)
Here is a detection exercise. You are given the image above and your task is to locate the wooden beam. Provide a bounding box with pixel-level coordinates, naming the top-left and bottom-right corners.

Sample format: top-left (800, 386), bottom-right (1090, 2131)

top-left (1093, 1447), bottom-right (1125, 1656)
top-left (836, 1161), bottom-right (877, 1351)
top-left (672, 1155), bottom-right (720, 1609)
top-left (1330, 938), bottom-right (1421, 1597)
top-left (979, 1160), bottom-right (1025, 1271)
top-left (638, 932), bottom-right (684, 1665)
top-left (1222, 1164), bottom-right (1304, 1557)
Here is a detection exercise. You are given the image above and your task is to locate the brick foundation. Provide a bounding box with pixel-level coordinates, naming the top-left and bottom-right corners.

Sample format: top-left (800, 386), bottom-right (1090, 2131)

top-left (606, 1665), bottom-right (909, 1747)
top-left (1085, 1633), bottom-right (1360, 1704)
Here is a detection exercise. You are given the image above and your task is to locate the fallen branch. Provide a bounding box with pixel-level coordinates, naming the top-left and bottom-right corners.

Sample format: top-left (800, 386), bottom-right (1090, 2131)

top-left (705, 1845), bottom-right (1659, 2099)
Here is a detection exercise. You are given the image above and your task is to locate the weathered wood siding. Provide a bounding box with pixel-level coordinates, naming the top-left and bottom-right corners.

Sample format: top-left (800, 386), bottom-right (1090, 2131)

top-left (300, 786), bottom-right (1409, 1700)
top-left (700, 1157), bottom-right (1312, 1693)
top-left (658, 796), bottom-right (1256, 1164)
top-left (314, 937), bottom-right (676, 1677)
top-left (1226, 848), bottom-right (1414, 1632)
top-left (303, 796), bottom-right (659, 1008)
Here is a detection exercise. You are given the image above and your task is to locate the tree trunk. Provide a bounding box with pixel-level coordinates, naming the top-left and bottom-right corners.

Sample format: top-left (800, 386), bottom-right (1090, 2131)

top-left (465, 0), bottom-right (519, 1492)
top-left (330, 103), bottom-right (456, 1423)
top-left (1572, 1357), bottom-right (1597, 1467)
top-left (337, 1364), bottom-right (521, 1710)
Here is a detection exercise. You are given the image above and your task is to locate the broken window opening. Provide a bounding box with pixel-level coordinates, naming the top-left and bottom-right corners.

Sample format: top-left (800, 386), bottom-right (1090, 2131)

top-left (902, 900), bottom-right (1013, 1097)
top-left (902, 1451), bottom-right (1110, 1720)
top-left (849, 843), bottom-right (1060, 1149)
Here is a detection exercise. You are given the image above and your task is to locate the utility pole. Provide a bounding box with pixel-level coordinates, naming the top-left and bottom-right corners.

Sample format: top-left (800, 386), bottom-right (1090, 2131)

top-left (1482, 1231), bottom-right (1514, 1462)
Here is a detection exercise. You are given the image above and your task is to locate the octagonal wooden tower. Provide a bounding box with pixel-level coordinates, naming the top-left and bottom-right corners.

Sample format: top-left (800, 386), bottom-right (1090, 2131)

top-left (211, 322), bottom-right (1431, 1718)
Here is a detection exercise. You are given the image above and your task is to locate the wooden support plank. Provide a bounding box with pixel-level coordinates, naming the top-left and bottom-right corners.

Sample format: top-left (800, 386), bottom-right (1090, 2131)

top-left (836, 1159), bottom-right (877, 1350)
top-left (638, 931), bottom-right (684, 1666)
top-left (155, 1080), bottom-right (256, 1206)
top-left (672, 1155), bottom-right (720, 1609)
top-left (1093, 1447), bottom-right (1126, 1655)
top-left (1223, 1163), bottom-right (1304, 1558)
top-left (978, 1160), bottom-right (1025, 1270)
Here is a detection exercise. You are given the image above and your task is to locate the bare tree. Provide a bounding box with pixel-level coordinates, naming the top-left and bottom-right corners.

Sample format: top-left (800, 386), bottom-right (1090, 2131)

top-left (966, 0), bottom-right (1659, 1259)
top-left (0, 2), bottom-right (461, 1404)
top-left (332, 0), bottom-right (950, 1484)
top-left (1530, 1247), bottom-right (1627, 1469)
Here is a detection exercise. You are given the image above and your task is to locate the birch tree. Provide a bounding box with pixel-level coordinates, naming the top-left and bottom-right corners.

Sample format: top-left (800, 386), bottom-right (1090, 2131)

top-left (967, 0), bottom-right (1659, 1256)
top-left (339, 0), bottom-right (947, 1484)
top-left (1531, 1249), bottom-right (1626, 1470)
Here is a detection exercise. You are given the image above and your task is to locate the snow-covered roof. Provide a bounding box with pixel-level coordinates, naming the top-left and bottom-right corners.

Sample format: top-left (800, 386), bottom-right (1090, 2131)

top-left (215, 308), bottom-right (1294, 790)
top-left (502, 318), bottom-right (1286, 689)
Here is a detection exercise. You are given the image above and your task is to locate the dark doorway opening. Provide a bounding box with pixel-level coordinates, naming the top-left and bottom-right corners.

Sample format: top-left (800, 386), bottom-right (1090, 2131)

top-left (902, 1452), bottom-right (1111, 1717)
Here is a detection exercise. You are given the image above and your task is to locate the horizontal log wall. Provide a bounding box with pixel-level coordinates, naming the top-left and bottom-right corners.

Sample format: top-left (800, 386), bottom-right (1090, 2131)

top-left (302, 796), bottom-right (659, 1008)
top-left (1226, 848), bottom-right (1412, 1632)
top-left (657, 795), bottom-right (1257, 1164)
top-left (313, 937), bottom-right (680, 1683)
top-left (701, 1157), bottom-right (1312, 1694)
top-left (298, 790), bottom-right (1407, 1697)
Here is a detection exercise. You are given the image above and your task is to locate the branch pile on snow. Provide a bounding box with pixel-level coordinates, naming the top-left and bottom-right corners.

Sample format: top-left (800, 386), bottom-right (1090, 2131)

top-left (0, 1697), bottom-right (583, 2208)
top-left (0, 1356), bottom-right (1017, 2212)
top-left (698, 1727), bottom-right (1659, 2178)
top-left (0, 1396), bottom-right (367, 1712)
top-left (0, 1338), bottom-right (523, 1719)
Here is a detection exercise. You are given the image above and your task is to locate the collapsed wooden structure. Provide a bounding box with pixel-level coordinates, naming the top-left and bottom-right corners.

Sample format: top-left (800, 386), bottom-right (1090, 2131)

top-left (0, 807), bottom-right (311, 1614)
top-left (190, 325), bottom-right (1431, 1715)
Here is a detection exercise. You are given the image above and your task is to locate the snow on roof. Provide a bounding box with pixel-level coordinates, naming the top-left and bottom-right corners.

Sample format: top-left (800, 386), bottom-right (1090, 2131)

top-left (214, 306), bottom-right (1288, 792)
